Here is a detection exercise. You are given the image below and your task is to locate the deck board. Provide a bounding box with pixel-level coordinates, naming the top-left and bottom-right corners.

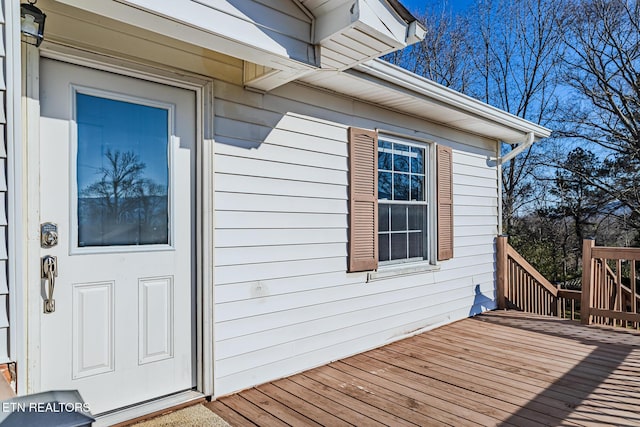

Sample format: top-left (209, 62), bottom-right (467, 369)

top-left (205, 311), bottom-right (640, 426)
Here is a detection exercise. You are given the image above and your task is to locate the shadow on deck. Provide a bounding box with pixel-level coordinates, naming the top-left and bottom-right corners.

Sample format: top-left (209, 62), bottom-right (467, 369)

top-left (205, 310), bottom-right (640, 426)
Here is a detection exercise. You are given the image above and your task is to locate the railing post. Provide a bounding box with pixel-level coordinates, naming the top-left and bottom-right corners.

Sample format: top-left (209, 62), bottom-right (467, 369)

top-left (497, 235), bottom-right (508, 310)
top-left (581, 239), bottom-right (595, 325)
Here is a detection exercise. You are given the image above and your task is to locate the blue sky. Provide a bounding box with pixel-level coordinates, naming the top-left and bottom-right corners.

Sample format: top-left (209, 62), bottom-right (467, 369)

top-left (400, 0), bottom-right (475, 14)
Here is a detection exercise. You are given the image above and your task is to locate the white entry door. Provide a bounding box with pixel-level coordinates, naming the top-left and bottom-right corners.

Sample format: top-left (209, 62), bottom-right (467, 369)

top-left (38, 58), bottom-right (196, 415)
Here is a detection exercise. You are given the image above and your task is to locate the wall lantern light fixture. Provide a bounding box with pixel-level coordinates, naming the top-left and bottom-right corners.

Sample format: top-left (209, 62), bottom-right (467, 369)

top-left (20, 1), bottom-right (46, 47)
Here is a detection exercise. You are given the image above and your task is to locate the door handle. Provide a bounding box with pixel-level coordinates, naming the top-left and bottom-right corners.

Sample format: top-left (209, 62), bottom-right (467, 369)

top-left (41, 255), bottom-right (57, 314)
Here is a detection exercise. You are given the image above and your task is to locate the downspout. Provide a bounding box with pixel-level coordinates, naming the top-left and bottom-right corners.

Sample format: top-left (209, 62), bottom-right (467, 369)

top-left (498, 132), bottom-right (535, 165)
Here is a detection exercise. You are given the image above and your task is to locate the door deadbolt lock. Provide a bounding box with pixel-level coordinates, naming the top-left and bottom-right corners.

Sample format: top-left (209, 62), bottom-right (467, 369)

top-left (40, 222), bottom-right (58, 248)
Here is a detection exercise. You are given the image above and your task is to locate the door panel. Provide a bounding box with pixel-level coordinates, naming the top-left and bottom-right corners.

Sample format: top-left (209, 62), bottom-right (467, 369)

top-left (72, 282), bottom-right (114, 379)
top-left (39, 58), bottom-right (196, 415)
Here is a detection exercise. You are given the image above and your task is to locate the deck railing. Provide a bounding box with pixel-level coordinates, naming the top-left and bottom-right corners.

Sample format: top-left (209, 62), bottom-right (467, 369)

top-left (581, 239), bottom-right (640, 327)
top-left (496, 236), bottom-right (561, 316)
top-left (497, 236), bottom-right (640, 327)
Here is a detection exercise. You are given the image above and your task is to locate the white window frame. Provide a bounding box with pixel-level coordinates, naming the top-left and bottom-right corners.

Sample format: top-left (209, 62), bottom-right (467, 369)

top-left (377, 133), bottom-right (436, 268)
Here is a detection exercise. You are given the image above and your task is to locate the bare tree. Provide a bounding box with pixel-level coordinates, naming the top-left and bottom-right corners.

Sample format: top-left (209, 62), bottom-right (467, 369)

top-left (559, 0), bottom-right (640, 229)
top-left (80, 149), bottom-right (168, 245)
top-left (561, 0), bottom-right (640, 154)
top-left (464, 0), bottom-right (567, 233)
top-left (83, 149), bottom-right (147, 219)
top-left (385, 2), bottom-right (473, 91)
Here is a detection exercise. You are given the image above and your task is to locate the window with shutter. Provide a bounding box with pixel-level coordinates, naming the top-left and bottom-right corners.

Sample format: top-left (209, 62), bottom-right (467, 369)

top-left (348, 129), bottom-right (454, 273)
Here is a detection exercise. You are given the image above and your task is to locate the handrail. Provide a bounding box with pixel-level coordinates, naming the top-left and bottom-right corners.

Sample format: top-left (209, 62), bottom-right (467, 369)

top-left (506, 245), bottom-right (558, 297)
top-left (592, 247), bottom-right (640, 261)
top-left (496, 236), bottom-right (566, 317)
top-left (557, 289), bottom-right (580, 300)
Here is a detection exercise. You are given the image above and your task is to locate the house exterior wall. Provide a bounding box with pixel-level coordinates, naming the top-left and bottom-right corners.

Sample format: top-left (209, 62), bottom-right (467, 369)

top-left (212, 79), bottom-right (499, 396)
top-left (0, 0), bottom-right (10, 363)
top-left (24, 0), bottom-right (500, 398)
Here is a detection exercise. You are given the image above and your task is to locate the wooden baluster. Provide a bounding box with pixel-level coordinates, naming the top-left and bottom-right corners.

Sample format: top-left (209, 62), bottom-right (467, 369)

top-left (581, 239), bottom-right (594, 325)
top-left (632, 260), bottom-right (637, 329)
top-left (617, 259), bottom-right (622, 327)
top-left (524, 268), bottom-right (528, 312)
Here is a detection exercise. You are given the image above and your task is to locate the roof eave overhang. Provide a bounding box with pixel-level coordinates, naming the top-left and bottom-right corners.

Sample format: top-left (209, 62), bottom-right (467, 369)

top-left (349, 59), bottom-right (552, 143)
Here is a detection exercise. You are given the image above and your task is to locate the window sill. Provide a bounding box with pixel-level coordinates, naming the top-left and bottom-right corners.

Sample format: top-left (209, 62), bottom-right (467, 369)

top-left (367, 262), bottom-right (441, 282)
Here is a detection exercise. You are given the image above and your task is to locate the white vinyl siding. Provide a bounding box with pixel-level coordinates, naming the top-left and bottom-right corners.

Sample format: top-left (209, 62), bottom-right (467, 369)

top-left (213, 79), bottom-right (500, 396)
top-left (0, 0), bottom-right (10, 362)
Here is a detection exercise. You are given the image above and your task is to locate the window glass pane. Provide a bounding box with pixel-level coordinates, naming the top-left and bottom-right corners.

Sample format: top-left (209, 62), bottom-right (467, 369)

top-left (378, 172), bottom-right (392, 200)
top-left (393, 144), bottom-right (410, 172)
top-left (391, 233), bottom-right (408, 260)
top-left (393, 174), bottom-right (409, 200)
top-left (411, 146), bottom-right (424, 174)
top-left (377, 139), bottom-right (430, 264)
top-left (379, 204), bottom-right (390, 232)
top-left (379, 234), bottom-right (390, 262)
top-left (77, 93), bottom-right (169, 247)
top-left (409, 232), bottom-right (423, 258)
top-left (391, 205), bottom-right (407, 231)
top-left (411, 176), bottom-right (425, 201)
top-left (378, 140), bottom-right (392, 171)
top-left (408, 205), bottom-right (425, 230)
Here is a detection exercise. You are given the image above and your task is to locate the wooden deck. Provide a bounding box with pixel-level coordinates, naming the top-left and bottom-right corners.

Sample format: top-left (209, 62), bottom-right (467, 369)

top-left (205, 311), bottom-right (640, 426)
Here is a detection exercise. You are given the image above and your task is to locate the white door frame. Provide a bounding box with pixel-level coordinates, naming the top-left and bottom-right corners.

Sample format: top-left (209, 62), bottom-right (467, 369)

top-left (21, 43), bottom-right (215, 404)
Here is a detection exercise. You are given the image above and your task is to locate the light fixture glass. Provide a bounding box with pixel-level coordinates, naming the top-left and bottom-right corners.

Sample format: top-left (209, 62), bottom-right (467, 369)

top-left (20, 2), bottom-right (46, 47)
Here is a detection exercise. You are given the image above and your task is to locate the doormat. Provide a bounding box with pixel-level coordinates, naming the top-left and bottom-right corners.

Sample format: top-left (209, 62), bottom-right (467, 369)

top-left (133, 404), bottom-right (230, 427)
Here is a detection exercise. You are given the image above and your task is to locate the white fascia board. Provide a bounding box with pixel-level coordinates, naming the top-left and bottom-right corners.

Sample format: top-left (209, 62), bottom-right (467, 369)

top-left (56, 0), bottom-right (318, 70)
top-left (359, 0), bottom-right (407, 44)
top-left (354, 59), bottom-right (552, 141)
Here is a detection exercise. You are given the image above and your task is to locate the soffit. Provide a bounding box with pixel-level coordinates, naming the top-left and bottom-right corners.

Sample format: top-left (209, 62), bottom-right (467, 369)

top-left (300, 60), bottom-right (552, 143)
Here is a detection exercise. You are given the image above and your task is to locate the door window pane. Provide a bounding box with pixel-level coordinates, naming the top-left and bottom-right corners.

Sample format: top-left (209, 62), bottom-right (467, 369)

top-left (76, 93), bottom-right (170, 247)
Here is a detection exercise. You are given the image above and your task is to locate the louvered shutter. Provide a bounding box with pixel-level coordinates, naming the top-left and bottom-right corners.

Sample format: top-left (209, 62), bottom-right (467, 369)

top-left (348, 127), bottom-right (378, 272)
top-left (437, 145), bottom-right (454, 261)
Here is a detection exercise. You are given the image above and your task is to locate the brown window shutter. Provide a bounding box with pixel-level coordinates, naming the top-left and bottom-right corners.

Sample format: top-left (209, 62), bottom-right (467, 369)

top-left (437, 145), bottom-right (454, 261)
top-left (348, 127), bottom-right (378, 272)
